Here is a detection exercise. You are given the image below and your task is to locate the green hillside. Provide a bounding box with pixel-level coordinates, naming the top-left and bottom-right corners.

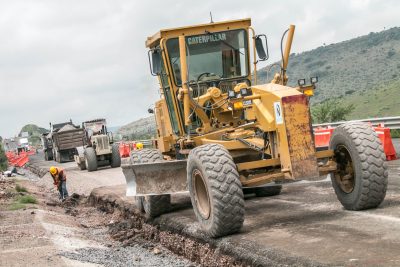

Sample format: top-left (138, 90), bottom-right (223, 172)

top-left (258, 26), bottom-right (400, 118)
top-left (19, 124), bottom-right (48, 146)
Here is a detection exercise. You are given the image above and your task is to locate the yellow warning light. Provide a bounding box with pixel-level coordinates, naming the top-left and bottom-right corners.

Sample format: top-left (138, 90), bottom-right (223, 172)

top-left (304, 88), bottom-right (314, 96)
top-left (233, 101), bottom-right (243, 110)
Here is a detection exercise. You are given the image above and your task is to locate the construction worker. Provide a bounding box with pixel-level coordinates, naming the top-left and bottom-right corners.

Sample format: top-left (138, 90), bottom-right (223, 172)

top-left (49, 166), bottom-right (69, 201)
top-left (136, 142), bottom-right (144, 150)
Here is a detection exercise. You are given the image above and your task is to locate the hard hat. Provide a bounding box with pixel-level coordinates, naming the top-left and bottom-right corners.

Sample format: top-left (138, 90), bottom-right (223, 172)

top-left (136, 142), bottom-right (143, 150)
top-left (49, 166), bottom-right (57, 175)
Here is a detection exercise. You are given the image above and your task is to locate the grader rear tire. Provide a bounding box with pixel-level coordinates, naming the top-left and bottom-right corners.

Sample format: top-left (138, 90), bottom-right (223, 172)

top-left (330, 122), bottom-right (388, 210)
top-left (129, 149), bottom-right (170, 216)
top-left (187, 144), bottom-right (245, 237)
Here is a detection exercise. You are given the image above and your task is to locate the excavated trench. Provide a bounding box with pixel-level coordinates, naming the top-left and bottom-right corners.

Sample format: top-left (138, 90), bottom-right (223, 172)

top-left (87, 193), bottom-right (246, 267)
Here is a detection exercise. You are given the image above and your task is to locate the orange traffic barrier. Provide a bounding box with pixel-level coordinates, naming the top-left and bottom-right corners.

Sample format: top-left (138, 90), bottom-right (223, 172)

top-left (119, 143), bottom-right (131, 158)
top-left (313, 125), bottom-right (397, 161)
top-left (314, 127), bottom-right (334, 148)
top-left (5, 151), bottom-right (30, 167)
top-left (374, 126), bottom-right (397, 161)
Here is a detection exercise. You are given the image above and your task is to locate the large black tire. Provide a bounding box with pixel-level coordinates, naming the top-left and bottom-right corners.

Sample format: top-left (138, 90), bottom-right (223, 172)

top-left (55, 151), bottom-right (61, 163)
top-left (78, 162), bottom-right (86, 170)
top-left (85, 147), bottom-right (98, 172)
top-left (110, 144), bottom-right (121, 168)
top-left (47, 150), bottom-right (53, 161)
top-left (330, 122), bottom-right (388, 210)
top-left (187, 144), bottom-right (245, 237)
top-left (129, 149), bottom-right (170, 217)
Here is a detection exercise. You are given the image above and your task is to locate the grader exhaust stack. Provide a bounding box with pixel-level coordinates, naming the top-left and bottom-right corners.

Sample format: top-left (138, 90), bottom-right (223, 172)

top-left (122, 18), bottom-right (388, 238)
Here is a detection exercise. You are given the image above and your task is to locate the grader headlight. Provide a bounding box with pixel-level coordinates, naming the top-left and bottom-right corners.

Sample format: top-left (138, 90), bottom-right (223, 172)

top-left (303, 88), bottom-right (314, 96)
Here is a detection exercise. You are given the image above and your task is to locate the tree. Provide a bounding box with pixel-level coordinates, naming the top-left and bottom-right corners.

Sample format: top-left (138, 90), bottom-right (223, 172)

top-left (311, 99), bottom-right (355, 123)
top-left (0, 143), bottom-right (8, 171)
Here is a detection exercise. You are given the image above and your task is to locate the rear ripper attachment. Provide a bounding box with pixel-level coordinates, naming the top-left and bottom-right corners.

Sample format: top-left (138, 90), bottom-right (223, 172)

top-left (122, 18), bottom-right (388, 238)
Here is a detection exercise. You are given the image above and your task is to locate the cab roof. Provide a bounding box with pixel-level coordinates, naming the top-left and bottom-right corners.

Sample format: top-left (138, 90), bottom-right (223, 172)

top-left (146, 18), bottom-right (251, 48)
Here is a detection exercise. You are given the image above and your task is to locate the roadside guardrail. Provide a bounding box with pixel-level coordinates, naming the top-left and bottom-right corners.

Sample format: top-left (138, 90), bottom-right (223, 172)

top-left (313, 116), bottom-right (400, 130)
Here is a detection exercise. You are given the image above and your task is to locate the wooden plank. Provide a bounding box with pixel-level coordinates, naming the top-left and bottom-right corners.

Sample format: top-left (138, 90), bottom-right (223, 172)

top-left (240, 172), bottom-right (285, 187)
top-left (237, 158), bottom-right (281, 172)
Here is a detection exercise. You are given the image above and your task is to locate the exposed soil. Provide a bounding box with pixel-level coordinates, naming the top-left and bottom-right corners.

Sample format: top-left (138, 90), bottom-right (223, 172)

top-left (0, 172), bottom-right (197, 267)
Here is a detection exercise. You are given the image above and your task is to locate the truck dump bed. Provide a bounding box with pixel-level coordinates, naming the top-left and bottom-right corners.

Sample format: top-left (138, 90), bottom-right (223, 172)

top-left (52, 125), bottom-right (85, 150)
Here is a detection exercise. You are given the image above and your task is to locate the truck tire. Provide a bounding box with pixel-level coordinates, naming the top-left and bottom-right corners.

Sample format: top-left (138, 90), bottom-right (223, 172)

top-left (56, 151), bottom-right (61, 163)
top-left (330, 122), bottom-right (388, 210)
top-left (187, 144), bottom-right (245, 237)
top-left (85, 147), bottom-right (98, 172)
top-left (47, 150), bottom-right (53, 161)
top-left (129, 149), bottom-right (170, 216)
top-left (110, 144), bottom-right (121, 168)
top-left (78, 162), bottom-right (86, 170)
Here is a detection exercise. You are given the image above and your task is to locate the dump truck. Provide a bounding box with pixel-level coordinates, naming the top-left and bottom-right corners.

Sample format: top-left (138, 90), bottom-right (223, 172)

top-left (50, 121), bottom-right (85, 163)
top-left (41, 132), bottom-right (53, 161)
top-left (122, 18), bottom-right (388, 237)
top-left (74, 119), bottom-right (121, 171)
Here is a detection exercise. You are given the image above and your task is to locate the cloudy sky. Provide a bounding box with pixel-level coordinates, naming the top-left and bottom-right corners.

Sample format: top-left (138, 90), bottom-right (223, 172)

top-left (0, 0), bottom-right (399, 137)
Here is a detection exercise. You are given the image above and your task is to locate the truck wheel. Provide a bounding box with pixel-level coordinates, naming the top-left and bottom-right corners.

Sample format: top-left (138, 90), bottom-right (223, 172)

top-left (78, 162), bottom-right (86, 170)
top-left (130, 149), bottom-right (170, 216)
top-left (56, 151), bottom-right (61, 163)
top-left (187, 144), bottom-right (245, 237)
top-left (330, 122), bottom-right (388, 210)
top-left (110, 144), bottom-right (121, 168)
top-left (85, 147), bottom-right (98, 172)
top-left (47, 151), bottom-right (53, 161)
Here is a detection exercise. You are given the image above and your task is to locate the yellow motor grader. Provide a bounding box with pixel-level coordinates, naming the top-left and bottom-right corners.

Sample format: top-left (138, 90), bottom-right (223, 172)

top-left (122, 18), bottom-right (388, 237)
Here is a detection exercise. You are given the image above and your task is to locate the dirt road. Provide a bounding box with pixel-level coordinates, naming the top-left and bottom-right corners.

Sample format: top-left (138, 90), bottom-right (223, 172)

top-left (3, 140), bottom-right (400, 266)
top-left (0, 170), bottom-right (195, 266)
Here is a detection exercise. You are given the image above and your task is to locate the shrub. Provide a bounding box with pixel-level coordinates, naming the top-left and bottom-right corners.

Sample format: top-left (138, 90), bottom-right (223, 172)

top-left (18, 195), bottom-right (37, 204)
top-left (15, 184), bottom-right (28, 193)
top-left (0, 143), bottom-right (7, 171)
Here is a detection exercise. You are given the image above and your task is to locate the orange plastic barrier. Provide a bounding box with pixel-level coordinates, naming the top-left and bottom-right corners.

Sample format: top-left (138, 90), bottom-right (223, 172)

top-left (119, 143), bottom-right (131, 158)
top-left (374, 126), bottom-right (397, 161)
top-left (314, 127), bottom-right (334, 148)
top-left (5, 151), bottom-right (30, 167)
top-left (314, 125), bottom-right (397, 161)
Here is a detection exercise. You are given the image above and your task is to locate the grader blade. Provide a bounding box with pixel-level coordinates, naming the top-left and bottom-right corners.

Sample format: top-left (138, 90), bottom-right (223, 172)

top-left (121, 160), bottom-right (187, 196)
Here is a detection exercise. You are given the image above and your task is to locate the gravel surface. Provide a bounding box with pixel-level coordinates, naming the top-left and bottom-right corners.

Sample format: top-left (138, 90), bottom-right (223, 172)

top-left (61, 245), bottom-right (196, 267)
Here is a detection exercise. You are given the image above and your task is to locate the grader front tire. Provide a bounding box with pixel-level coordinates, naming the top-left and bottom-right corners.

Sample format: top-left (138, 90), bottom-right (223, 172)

top-left (188, 144), bottom-right (245, 237)
top-left (129, 149), bottom-right (170, 217)
top-left (330, 122), bottom-right (388, 210)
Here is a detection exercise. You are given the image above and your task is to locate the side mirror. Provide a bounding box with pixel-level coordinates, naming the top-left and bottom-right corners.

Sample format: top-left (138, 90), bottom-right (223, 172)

top-left (255, 34), bottom-right (269, 62)
top-left (148, 108), bottom-right (154, 114)
top-left (148, 48), bottom-right (162, 76)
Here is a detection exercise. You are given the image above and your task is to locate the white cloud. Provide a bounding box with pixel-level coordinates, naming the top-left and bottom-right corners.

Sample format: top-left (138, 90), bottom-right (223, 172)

top-left (0, 0), bottom-right (399, 137)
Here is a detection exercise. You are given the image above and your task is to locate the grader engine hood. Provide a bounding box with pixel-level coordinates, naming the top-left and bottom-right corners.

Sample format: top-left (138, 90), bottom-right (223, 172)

top-left (251, 83), bottom-right (319, 180)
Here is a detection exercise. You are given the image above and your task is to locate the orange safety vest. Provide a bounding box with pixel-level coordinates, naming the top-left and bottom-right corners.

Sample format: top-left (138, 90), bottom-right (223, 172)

top-left (51, 167), bottom-right (67, 186)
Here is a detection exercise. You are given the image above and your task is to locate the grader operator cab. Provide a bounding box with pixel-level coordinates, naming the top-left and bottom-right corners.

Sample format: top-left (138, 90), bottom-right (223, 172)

top-left (122, 18), bottom-right (388, 237)
top-left (74, 119), bottom-right (121, 171)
